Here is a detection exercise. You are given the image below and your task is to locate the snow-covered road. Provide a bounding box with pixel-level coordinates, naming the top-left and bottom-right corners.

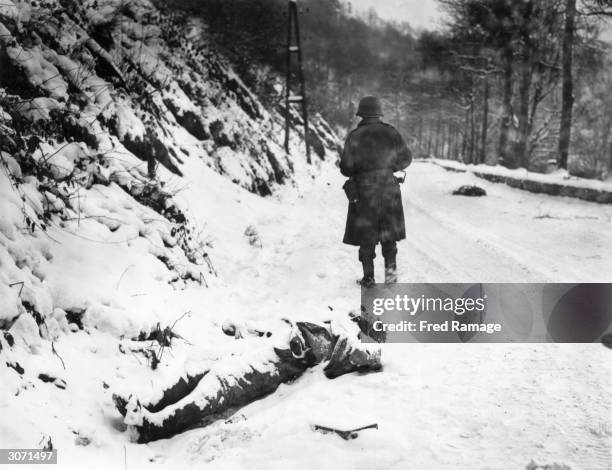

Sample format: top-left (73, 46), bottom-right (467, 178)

top-left (401, 163), bottom-right (612, 283)
top-left (158, 160), bottom-right (612, 470)
top-left (230, 159), bottom-right (612, 301)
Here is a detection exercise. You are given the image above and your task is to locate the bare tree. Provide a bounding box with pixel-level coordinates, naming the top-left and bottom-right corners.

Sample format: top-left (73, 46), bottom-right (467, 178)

top-left (558, 0), bottom-right (577, 169)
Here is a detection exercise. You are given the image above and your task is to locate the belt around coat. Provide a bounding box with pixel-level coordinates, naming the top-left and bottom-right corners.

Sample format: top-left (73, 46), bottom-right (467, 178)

top-left (354, 169), bottom-right (396, 185)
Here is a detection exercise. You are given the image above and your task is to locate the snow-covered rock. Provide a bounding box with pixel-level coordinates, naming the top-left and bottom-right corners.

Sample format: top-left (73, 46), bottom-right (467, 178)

top-left (0, 0), bottom-right (339, 193)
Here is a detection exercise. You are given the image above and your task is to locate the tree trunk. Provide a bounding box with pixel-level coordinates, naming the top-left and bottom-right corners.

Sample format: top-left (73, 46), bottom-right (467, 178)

top-left (529, 61), bottom-right (542, 136)
top-left (469, 93), bottom-right (476, 164)
top-left (418, 116), bottom-right (423, 156)
top-left (455, 123), bottom-right (461, 160)
top-left (449, 123), bottom-right (454, 160)
top-left (480, 74), bottom-right (489, 165)
top-left (498, 47), bottom-right (514, 166)
top-left (434, 116), bottom-right (441, 157)
top-left (443, 120), bottom-right (449, 159)
top-left (463, 106), bottom-right (469, 161)
top-left (427, 120), bottom-right (432, 157)
top-left (452, 122), bottom-right (457, 160)
top-left (558, 0), bottom-right (576, 169)
top-left (517, 50), bottom-right (533, 169)
top-left (449, 122), bottom-right (454, 160)
top-left (601, 113), bottom-right (612, 173)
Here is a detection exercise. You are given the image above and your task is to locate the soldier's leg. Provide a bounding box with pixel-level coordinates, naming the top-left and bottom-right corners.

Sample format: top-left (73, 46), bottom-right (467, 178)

top-left (382, 240), bottom-right (398, 284)
top-left (358, 242), bottom-right (376, 286)
top-left (112, 372), bottom-right (206, 417)
top-left (123, 344), bottom-right (308, 443)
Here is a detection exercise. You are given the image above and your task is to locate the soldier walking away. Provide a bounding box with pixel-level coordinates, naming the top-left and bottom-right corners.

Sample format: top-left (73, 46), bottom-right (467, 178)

top-left (340, 96), bottom-right (412, 287)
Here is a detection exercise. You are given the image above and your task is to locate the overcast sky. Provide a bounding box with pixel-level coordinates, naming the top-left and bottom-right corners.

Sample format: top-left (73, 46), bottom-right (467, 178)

top-left (348, 0), bottom-right (443, 30)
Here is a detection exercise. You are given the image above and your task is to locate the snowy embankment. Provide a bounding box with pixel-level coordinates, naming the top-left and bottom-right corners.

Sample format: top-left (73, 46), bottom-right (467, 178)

top-left (0, 0), bottom-right (341, 464)
top-left (431, 158), bottom-right (612, 203)
top-left (0, 0), bottom-right (340, 347)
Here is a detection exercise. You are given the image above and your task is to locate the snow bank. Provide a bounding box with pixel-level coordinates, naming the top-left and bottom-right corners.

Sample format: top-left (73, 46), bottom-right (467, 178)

top-left (432, 158), bottom-right (612, 203)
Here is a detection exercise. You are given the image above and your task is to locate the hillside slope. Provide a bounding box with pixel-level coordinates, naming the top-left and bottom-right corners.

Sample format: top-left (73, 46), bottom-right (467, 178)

top-left (0, 0), bottom-right (340, 326)
top-left (0, 0), bottom-right (342, 457)
top-left (1, 0), bottom-right (339, 189)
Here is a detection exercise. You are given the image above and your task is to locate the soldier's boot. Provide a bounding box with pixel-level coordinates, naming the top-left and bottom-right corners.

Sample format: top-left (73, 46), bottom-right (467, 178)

top-left (384, 254), bottom-right (398, 284)
top-left (359, 258), bottom-right (375, 288)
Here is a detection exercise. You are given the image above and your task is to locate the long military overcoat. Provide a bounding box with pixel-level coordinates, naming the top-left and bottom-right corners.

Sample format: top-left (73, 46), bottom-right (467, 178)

top-left (340, 118), bottom-right (412, 246)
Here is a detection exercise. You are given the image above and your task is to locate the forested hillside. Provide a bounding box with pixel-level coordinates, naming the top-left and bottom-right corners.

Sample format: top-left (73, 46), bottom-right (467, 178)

top-left (168, 0), bottom-right (612, 180)
top-left (163, 0), bottom-right (419, 128)
top-left (0, 0), bottom-right (339, 198)
top-left (419, 0), bottom-right (612, 178)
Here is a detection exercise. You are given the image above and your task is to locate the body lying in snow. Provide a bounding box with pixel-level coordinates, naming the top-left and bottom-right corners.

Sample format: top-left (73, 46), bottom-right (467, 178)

top-left (113, 320), bottom-right (381, 442)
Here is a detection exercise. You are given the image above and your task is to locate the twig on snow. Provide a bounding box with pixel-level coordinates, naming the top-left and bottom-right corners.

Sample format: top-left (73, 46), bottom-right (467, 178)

top-left (51, 341), bottom-right (66, 370)
top-left (9, 281), bottom-right (24, 297)
top-left (116, 265), bottom-right (136, 290)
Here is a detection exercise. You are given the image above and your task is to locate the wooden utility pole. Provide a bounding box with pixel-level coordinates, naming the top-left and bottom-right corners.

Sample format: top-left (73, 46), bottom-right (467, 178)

top-left (284, 0), bottom-right (311, 163)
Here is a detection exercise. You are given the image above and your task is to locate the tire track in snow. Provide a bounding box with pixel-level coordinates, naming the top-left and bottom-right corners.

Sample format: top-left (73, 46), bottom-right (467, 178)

top-left (538, 346), bottom-right (612, 470)
top-left (403, 166), bottom-right (591, 282)
top-left (402, 194), bottom-right (548, 282)
top-left (411, 193), bottom-right (580, 281)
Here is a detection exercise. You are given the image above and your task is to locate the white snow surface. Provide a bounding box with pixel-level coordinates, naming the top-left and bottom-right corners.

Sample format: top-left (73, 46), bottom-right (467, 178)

top-left (1, 149), bottom-right (611, 469)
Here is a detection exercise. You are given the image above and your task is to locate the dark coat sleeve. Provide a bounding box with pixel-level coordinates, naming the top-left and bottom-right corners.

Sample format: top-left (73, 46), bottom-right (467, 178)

top-left (340, 134), bottom-right (355, 177)
top-left (393, 130), bottom-right (412, 171)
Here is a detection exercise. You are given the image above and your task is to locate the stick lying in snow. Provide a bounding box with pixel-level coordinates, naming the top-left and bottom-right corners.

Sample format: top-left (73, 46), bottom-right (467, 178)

top-left (113, 321), bottom-right (381, 442)
top-left (51, 341), bottom-right (66, 370)
top-left (312, 423), bottom-right (378, 440)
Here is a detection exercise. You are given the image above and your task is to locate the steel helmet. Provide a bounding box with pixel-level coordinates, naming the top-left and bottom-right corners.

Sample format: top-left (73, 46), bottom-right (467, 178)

top-left (356, 96), bottom-right (383, 117)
